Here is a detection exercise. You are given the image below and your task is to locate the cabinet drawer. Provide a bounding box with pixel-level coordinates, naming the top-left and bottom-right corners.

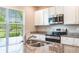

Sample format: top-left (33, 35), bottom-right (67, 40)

top-left (75, 47), bottom-right (79, 53)
top-left (61, 37), bottom-right (74, 45)
top-left (64, 45), bottom-right (76, 53)
top-left (74, 38), bottom-right (79, 46)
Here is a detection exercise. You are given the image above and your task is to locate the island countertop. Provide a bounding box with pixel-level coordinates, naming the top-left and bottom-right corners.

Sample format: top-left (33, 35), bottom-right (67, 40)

top-left (30, 31), bottom-right (47, 35)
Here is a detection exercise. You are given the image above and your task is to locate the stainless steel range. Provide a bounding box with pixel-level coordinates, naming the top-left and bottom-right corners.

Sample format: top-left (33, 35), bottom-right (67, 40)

top-left (45, 28), bottom-right (67, 43)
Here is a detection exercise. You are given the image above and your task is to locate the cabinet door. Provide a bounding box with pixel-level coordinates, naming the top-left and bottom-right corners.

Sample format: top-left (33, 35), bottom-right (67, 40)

top-left (74, 38), bottom-right (79, 46)
top-left (35, 11), bottom-right (39, 25)
top-left (75, 7), bottom-right (79, 24)
top-left (75, 47), bottom-right (79, 53)
top-left (64, 7), bottom-right (76, 24)
top-left (39, 34), bottom-right (45, 41)
top-left (43, 8), bottom-right (49, 25)
top-left (61, 37), bottom-right (74, 45)
top-left (48, 7), bottom-right (56, 17)
top-left (55, 6), bottom-right (64, 14)
top-left (64, 45), bottom-right (76, 53)
top-left (35, 10), bottom-right (44, 26)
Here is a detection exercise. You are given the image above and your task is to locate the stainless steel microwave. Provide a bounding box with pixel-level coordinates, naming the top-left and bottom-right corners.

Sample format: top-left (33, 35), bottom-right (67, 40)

top-left (48, 14), bottom-right (64, 24)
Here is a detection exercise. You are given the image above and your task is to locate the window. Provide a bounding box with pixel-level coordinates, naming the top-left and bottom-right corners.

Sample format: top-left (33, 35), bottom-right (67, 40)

top-left (0, 7), bottom-right (24, 53)
top-left (9, 9), bottom-right (23, 37)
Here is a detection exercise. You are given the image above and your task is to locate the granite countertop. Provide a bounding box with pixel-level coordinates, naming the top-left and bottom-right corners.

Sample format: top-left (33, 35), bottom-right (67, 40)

top-left (30, 31), bottom-right (47, 35)
top-left (61, 33), bottom-right (79, 38)
top-left (31, 31), bottom-right (79, 38)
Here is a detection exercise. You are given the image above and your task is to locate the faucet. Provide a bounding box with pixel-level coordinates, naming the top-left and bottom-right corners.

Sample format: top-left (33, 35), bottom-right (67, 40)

top-left (23, 33), bottom-right (36, 45)
top-left (28, 35), bottom-right (36, 40)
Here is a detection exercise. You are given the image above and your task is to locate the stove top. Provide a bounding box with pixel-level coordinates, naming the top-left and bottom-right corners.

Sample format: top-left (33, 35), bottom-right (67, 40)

top-left (45, 30), bottom-right (67, 43)
top-left (46, 31), bottom-right (67, 37)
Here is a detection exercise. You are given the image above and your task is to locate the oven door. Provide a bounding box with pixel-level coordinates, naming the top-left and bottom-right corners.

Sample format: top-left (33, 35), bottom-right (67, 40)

top-left (45, 36), bottom-right (60, 43)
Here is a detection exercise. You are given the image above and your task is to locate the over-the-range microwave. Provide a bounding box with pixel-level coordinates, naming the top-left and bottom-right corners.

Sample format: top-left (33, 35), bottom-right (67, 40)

top-left (48, 14), bottom-right (64, 24)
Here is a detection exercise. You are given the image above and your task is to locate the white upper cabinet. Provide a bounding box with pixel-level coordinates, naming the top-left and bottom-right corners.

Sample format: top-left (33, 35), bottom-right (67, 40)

top-left (48, 7), bottom-right (56, 17)
top-left (64, 7), bottom-right (78, 24)
top-left (35, 10), bottom-right (44, 25)
top-left (35, 6), bottom-right (79, 25)
top-left (35, 8), bottom-right (49, 26)
top-left (35, 11), bottom-right (39, 25)
top-left (75, 7), bottom-right (79, 24)
top-left (64, 7), bottom-right (76, 24)
top-left (55, 6), bottom-right (64, 14)
top-left (49, 6), bottom-right (64, 16)
top-left (43, 8), bottom-right (49, 25)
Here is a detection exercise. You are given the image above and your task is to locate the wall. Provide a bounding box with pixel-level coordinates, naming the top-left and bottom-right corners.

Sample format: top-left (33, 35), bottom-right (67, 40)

top-left (24, 7), bottom-right (36, 38)
top-left (34, 6), bottom-right (50, 10)
top-left (36, 24), bottom-right (79, 34)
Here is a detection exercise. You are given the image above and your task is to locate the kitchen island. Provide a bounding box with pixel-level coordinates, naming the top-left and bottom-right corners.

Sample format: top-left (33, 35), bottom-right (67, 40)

top-left (25, 39), bottom-right (79, 53)
top-left (25, 39), bottom-right (64, 53)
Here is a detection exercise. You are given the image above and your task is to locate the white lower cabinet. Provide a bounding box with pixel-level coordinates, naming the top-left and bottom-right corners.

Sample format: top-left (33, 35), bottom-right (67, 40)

top-left (75, 47), bottom-right (79, 53)
top-left (61, 37), bottom-right (79, 46)
top-left (61, 37), bottom-right (74, 45)
top-left (74, 38), bottom-right (79, 46)
top-left (64, 45), bottom-right (79, 53)
top-left (61, 36), bottom-right (79, 53)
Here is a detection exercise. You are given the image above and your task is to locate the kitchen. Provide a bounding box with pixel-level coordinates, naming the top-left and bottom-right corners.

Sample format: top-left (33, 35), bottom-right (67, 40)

top-left (24, 6), bottom-right (79, 53)
top-left (0, 6), bottom-right (79, 53)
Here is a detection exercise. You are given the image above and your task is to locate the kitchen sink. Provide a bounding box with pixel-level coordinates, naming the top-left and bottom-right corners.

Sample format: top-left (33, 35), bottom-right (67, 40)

top-left (26, 40), bottom-right (50, 47)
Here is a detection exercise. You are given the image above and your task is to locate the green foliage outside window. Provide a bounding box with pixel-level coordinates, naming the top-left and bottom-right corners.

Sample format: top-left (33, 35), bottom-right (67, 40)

top-left (0, 16), bottom-right (5, 24)
top-left (0, 8), bottom-right (23, 38)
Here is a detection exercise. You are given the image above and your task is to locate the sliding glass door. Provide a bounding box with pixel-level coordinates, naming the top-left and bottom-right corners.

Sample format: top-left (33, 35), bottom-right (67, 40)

top-left (0, 7), bottom-right (24, 53)
top-left (8, 9), bottom-right (23, 53)
top-left (0, 8), bottom-right (6, 53)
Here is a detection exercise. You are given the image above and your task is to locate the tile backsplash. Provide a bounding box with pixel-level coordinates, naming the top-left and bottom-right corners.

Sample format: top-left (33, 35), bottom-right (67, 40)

top-left (35, 24), bottom-right (79, 34)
